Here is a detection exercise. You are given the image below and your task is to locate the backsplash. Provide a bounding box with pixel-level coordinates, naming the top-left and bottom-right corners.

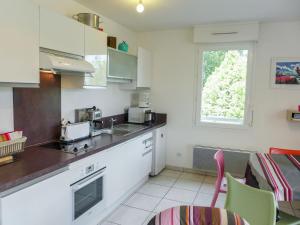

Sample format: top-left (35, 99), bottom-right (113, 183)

top-left (13, 73), bottom-right (61, 146)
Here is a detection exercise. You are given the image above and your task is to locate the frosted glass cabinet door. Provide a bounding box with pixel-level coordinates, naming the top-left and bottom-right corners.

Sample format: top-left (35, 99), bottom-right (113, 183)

top-left (108, 49), bottom-right (137, 80)
top-left (84, 26), bottom-right (108, 87)
top-left (0, 0), bottom-right (39, 84)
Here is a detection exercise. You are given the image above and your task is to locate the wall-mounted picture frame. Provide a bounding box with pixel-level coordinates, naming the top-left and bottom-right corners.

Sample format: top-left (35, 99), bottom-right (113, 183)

top-left (271, 57), bottom-right (300, 89)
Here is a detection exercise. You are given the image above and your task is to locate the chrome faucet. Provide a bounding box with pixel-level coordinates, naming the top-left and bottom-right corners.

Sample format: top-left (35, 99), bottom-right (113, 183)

top-left (110, 118), bottom-right (117, 129)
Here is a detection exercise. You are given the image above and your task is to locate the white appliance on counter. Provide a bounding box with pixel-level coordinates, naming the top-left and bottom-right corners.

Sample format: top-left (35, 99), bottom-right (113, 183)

top-left (60, 121), bottom-right (90, 142)
top-left (151, 126), bottom-right (167, 176)
top-left (138, 92), bottom-right (151, 108)
top-left (128, 107), bottom-right (151, 124)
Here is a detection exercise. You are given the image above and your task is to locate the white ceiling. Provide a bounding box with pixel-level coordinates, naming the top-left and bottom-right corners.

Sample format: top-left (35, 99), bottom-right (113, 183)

top-left (75, 0), bottom-right (300, 31)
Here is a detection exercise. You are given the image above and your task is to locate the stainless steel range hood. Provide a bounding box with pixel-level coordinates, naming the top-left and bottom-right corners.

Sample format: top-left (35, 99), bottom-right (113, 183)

top-left (39, 48), bottom-right (95, 75)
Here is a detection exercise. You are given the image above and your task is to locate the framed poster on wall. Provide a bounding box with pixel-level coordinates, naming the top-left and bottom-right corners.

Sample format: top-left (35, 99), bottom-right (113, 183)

top-left (271, 58), bottom-right (300, 88)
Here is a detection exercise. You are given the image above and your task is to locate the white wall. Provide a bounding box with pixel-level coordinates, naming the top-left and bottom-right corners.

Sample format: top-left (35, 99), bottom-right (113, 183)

top-left (61, 86), bottom-right (134, 121)
top-left (0, 0), bottom-right (137, 131)
top-left (138, 21), bottom-right (300, 169)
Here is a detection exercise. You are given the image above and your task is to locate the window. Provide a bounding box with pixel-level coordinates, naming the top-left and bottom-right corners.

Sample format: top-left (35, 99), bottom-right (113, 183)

top-left (196, 43), bottom-right (253, 127)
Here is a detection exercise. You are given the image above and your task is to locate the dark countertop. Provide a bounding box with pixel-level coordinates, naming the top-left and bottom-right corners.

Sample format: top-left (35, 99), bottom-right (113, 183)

top-left (0, 119), bottom-right (166, 194)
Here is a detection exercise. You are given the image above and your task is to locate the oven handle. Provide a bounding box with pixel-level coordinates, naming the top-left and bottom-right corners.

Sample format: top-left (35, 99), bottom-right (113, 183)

top-left (71, 167), bottom-right (106, 191)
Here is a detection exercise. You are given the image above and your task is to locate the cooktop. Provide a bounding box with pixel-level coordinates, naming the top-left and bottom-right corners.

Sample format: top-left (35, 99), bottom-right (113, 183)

top-left (40, 138), bottom-right (95, 155)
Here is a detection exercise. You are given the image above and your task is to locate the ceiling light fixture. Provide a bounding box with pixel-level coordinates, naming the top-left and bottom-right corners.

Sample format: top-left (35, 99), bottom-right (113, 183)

top-left (136, 0), bottom-right (144, 13)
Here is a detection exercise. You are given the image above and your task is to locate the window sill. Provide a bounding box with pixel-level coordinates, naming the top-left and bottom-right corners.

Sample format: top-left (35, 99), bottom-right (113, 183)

top-left (195, 120), bottom-right (252, 130)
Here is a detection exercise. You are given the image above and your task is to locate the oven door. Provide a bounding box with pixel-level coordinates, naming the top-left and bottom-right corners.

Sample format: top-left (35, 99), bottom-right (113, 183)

top-left (71, 167), bottom-right (106, 221)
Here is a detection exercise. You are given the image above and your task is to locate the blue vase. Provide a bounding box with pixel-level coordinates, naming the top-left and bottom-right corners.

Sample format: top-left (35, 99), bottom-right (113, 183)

top-left (118, 41), bottom-right (128, 52)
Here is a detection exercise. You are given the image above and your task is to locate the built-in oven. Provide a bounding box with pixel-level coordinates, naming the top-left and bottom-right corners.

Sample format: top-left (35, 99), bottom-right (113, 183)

top-left (71, 166), bottom-right (106, 224)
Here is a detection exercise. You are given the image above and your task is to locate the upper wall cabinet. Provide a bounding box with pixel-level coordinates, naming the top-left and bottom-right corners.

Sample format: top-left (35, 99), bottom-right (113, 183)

top-left (0, 0), bottom-right (39, 85)
top-left (40, 7), bottom-right (84, 56)
top-left (61, 26), bottom-right (108, 88)
top-left (84, 26), bottom-right (108, 87)
top-left (107, 48), bottom-right (137, 82)
top-left (137, 47), bottom-right (152, 88)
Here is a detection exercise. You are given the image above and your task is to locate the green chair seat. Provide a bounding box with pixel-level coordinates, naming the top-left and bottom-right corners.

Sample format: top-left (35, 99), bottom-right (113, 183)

top-left (225, 172), bottom-right (300, 225)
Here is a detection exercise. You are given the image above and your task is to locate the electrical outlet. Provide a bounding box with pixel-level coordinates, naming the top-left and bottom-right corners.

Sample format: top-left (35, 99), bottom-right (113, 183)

top-left (176, 152), bottom-right (182, 157)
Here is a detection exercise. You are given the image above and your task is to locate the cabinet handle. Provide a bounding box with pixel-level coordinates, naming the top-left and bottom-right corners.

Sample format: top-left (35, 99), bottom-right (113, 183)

top-left (142, 149), bottom-right (152, 157)
top-left (161, 134), bottom-right (164, 138)
top-left (143, 137), bottom-right (153, 144)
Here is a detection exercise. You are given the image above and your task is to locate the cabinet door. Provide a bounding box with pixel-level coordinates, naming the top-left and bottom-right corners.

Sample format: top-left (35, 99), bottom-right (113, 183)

top-left (0, 0), bottom-right (39, 84)
top-left (108, 49), bottom-right (137, 80)
top-left (137, 47), bottom-right (152, 88)
top-left (40, 7), bottom-right (84, 56)
top-left (84, 26), bottom-right (107, 87)
top-left (154, 126), bottom-right (167, 174)
top-left (106, 133), bottom-right (152, 206)
top-left (1, 171), bottom-right (72, 225)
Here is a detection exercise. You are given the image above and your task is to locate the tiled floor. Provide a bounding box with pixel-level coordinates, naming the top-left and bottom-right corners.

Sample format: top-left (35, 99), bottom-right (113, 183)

top-left (101, 169), bottom-right (300, 225)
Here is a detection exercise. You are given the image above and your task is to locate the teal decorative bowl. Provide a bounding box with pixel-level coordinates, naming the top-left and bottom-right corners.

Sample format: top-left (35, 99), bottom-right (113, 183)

top-left (118, 41), bottom-right (128, 52)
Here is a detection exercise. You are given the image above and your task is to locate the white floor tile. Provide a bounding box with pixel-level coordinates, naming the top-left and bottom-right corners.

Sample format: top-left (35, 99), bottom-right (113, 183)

top-left (142, 213), bottom-right (156, 225)
top-left (215, 193), bottom-right (227, 208)
top-left (154, 199), bottom-right (187, 213)
top-left (160, 169), bottom-right (182, 178)
top-left (203, 176), bottom-right (217, 184)
top-left (173, 178), bottom-right (202, 192)
top-left (199, 182), bottom-right (216, 194)
top-left (148, 175), bottom-right (177, 187)
top-left (124, 193), bottom-right (161, 211)
top-left (137, 183), bottom-right (170, 198)
top-left (165, 187), bottom-right (197, 203)
top-left (193, 193), bottom-right (213, 207)
top-left (107, 206), bottom-right (150, 225)
top-left (180, 172), bottom-right (205, 181)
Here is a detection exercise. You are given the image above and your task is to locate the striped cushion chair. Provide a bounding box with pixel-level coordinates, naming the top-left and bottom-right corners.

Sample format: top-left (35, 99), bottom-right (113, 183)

top-left (147, 205), bottom-right (249, 225)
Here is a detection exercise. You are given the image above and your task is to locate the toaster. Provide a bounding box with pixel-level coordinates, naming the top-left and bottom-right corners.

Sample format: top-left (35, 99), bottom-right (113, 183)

top-left (60, 122), bottom-right (90, 142)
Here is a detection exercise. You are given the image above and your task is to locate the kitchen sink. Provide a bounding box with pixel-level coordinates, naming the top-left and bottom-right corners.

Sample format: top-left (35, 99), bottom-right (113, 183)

top-left (101, 123), bottom-right (147, 136)
top-left (101, 128), bottom-right (130, 136)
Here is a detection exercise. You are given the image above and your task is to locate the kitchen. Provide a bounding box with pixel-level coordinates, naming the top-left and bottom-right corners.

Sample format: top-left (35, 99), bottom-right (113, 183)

top-left (0, 1), bottom-right (167, 224)
top-left (1, 0), bottom-right (300, 225)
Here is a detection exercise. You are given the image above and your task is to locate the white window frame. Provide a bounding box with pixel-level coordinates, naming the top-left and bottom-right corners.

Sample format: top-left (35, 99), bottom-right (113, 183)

top-left (195, 42), bottom-right (254, 129)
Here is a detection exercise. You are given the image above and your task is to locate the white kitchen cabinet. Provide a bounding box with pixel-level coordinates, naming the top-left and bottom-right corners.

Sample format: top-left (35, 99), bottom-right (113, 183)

top-left (61, 25), bottom-right (108, 88)
top-left (137, 47), bottom-right (152, 88)
top-left (107, 48), bottom-right (137, 81)
top-left (84, 26), bottom-right (108, 87)
top-left (152, 126), bottom-right (167, 175)
top-left (40, 7), bottom-right (84, 56)
top-left (0, 0), bottom-right (39, 85)
top-left (119, 47), bottom-right (152, 90)
top-left (106, 132), bottom-right (153, 206)
top-left (0, 170), bottom-right (72, 225)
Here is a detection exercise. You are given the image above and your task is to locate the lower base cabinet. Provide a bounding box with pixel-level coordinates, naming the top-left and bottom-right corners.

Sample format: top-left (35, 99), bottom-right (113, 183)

top-left (106, 132), bottom-right (153, 206)
top-left (0, 132), bottom-right (154, 225)
top-left (0, 170), bottom-right (71, 225)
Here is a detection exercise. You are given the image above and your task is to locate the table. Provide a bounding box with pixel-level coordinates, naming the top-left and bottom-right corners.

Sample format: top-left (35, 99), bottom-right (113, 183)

top-left (147, 206), bottom-right (249, 225)
top-left (247, 153), bottom-right (300, 201)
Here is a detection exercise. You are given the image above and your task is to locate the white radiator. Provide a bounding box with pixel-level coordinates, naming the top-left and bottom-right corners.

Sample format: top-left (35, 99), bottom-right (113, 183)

top-left (193, 146), bottom-right (251, 177)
